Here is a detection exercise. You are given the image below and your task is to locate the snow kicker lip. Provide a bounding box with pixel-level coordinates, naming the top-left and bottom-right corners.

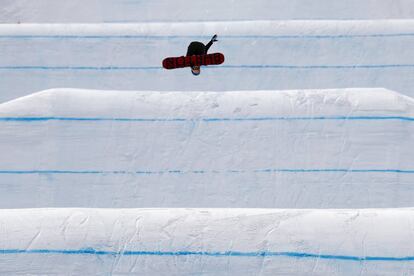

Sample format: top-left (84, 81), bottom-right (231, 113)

top-left (0, 169), bottom-right (413, 175)
top-left (1, 64), bottom-right (414, 71)
top-left (0, 115), bottom-right (413, 122)
top-left (0, 249), bottom-right (413, 262)
top-left (1, 33), bottom-right (414, 40)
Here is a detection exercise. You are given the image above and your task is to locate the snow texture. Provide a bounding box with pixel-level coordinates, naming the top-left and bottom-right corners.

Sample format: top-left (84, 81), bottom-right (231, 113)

top-left (0, 88), bottom-right (413, 209)
top-left (0, 208), bottom-right (413, 275)
top-left (1, 1), bottom-right (414, 275)
top-left (1, 0), bottom-right (414, 23)
top-left (0, 88), bottom-right (413, 274)
top-left (1, 20), bottom-right (414, 103)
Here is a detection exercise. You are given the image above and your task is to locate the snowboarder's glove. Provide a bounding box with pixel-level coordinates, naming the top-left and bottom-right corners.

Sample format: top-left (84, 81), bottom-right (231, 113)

top-left (211, 34), bottom-right (218, 42)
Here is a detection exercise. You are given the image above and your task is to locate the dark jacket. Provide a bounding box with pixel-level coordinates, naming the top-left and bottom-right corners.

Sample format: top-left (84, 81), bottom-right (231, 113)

top-left (186, 40), bottom-right (213, 56)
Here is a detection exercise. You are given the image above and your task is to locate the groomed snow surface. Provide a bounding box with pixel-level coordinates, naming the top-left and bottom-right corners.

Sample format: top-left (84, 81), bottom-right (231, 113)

top-left (1, 20), bottom-right (414, 103)
top-left (1, 208), bottom-right (414, 275)
top-left (1, 0), bottom-right (414, 23)
top-left (0, 88), bottom-right (414, 275)
top-left (0, 88), bottom-right (413, 209)
top-left (1, 1), bottom-right (414, 275)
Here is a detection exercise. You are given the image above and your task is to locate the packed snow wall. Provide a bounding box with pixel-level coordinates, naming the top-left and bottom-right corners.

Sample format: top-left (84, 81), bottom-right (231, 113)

top-left (1, 1), bottom-right (414, 274)
top-left (1, 88), bottom-right (414, 275)
top-left (1, 208), bottom-right (414, 275)
top-left (1, 0), bottom-right (414, 23)
top-left (1, 20), bottom-right (414, 103)
top-left (0, 88), bottom-right (413, 209)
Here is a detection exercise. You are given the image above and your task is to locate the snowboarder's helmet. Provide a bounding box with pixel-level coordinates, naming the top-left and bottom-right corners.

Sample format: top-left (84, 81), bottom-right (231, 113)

top-left (191, 66), bottom-right (200, 76)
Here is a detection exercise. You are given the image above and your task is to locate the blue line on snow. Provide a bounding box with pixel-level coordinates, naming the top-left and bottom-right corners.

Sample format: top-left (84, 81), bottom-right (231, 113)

top-left (0, 66), bottom-right (162, 70)
top-left (220, 64), bottom-right (414, 69)
top-left (0, 249), bottom-right (413, 261)
top-left (0, 116), bottom-right (413, 122)
top-left (0, 117), bottom-right (186, 122)
top-left (1, 33), bottom-right (414, 40)
top-left (1, 64), bottom-right (414, 71)
top-left (0, 169), bottom-right (413, 175)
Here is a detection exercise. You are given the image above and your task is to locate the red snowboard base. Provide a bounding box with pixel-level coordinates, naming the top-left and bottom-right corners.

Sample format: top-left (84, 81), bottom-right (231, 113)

top-left (163, 52), bottom-right (225, 70)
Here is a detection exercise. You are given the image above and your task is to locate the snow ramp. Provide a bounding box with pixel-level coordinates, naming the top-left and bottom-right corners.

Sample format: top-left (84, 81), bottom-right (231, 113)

top-left (0, 208), bottom-right (413, 275)
top-left (1, 20), bottom-right (414, 103)
top-left (0, 88), bottom-right (413, 209)
top-left (1, 0), bottom-right (414, 23)
top-left (1, 89), bottom-right (414, 274)
top-left (1, 2), bottom-right (414, 273)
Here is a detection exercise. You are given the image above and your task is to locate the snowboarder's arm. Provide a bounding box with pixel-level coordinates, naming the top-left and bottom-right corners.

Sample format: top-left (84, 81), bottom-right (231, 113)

top-left (205, 34), bottom-right (218, 53)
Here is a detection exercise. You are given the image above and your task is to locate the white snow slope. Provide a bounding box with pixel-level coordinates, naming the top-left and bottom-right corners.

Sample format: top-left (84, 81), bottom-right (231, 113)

top-left (1, 208), bottom-right (413, 275)
top-left (1, 20), bottom-right (414, 103)
top-left (1, 88), bottom-right (414, 274)
top-left (1, 2), bottom-right (414, 275)
top-left (1, 88), bottom-right (413, 209)
top-left (1, 0), bottom-right (414, 23)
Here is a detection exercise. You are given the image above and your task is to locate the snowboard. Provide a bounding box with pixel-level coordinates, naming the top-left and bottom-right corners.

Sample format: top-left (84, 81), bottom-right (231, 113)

top-left (162, 52), bottom-right (225, 70)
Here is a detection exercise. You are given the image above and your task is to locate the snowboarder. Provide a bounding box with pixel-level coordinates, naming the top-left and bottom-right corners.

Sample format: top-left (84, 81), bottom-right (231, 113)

top-left (162, 34), bottom-right (223, 72)
top-left (186, 34), bottom-right (218, 76)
